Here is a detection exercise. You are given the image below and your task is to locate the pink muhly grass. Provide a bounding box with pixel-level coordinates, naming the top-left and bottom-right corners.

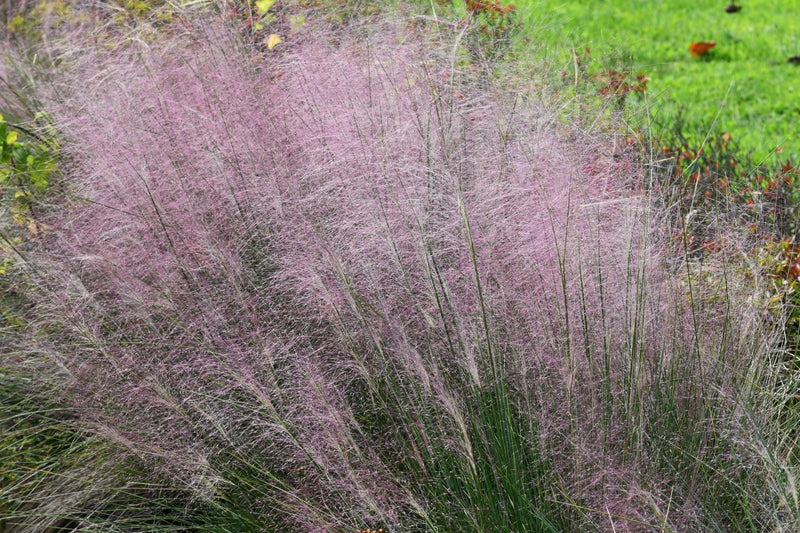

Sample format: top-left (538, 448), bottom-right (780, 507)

top-left (5, 13), bottom-right (787, 532)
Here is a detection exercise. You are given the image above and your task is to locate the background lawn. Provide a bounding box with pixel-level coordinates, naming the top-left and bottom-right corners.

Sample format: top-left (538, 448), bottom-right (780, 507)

top-left (514, 0), bottom-right (800, 164)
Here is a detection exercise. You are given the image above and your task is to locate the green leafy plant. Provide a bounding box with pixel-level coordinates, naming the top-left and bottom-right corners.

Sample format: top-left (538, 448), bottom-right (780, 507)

top-left (0, 111), bottom-right (57, 241)
top-left (0, 110), bottom-right (57, 330)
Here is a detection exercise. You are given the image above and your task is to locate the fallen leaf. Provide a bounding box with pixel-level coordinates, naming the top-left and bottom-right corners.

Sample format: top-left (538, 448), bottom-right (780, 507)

top-left (267, 33), bottom-right (282, 50)
top-left (689, 41), bottom-right (716, 57)
top-left (255, 0), bottom-right (275, 16)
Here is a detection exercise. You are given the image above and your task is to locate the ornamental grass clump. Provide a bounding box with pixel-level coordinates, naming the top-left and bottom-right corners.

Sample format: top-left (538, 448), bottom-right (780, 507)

top-left (1, 9), bottom-right (797, 532)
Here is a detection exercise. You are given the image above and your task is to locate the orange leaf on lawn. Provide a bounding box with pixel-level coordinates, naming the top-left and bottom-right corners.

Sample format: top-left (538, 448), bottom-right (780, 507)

top-left (690, 41), bottom-right (716, 57)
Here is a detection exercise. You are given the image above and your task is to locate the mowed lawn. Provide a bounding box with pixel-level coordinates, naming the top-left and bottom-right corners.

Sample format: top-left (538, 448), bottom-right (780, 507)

top-left (514, 0), bottom-right (800, 163)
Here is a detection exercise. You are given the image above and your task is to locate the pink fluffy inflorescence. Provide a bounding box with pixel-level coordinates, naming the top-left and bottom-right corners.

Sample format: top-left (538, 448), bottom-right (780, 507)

top-left (22, 16), bottom-right (730, 531)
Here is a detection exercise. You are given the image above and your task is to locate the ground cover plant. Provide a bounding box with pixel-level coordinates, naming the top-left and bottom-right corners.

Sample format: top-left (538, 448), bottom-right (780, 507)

top-left (2, 0), bottom-right (800, 531)
top-left (513, 0), bottom-right (800, 164)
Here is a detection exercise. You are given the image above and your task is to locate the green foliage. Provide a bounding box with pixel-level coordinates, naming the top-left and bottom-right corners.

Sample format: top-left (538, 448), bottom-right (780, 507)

top-left (0, 110), bottom-right (60, 528)
top-left (0, 390), bottom-right (75, 490)
top-left (96, 0), bottom-right (178, 26)
top-left (460, 0), bottom-right (520, 76)
top-left (0, 110), bottom-right (57, 331)
top-left (757, 239), bottom-right (800, 352)
top-left (651, 114), bottom-right (800, 246)
top-left (5, 0), bottom-right (187, 40)
top-left (0, 111), bottom-right (57, 243)
top-left (5, 0), bottom-right (72, 41)
top-left (250, 0), bottom-right (276, 32)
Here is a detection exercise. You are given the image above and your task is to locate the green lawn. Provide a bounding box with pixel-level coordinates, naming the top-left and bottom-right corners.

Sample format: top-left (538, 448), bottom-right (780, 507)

top-left (514, 0), bottom-right (800, 163)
